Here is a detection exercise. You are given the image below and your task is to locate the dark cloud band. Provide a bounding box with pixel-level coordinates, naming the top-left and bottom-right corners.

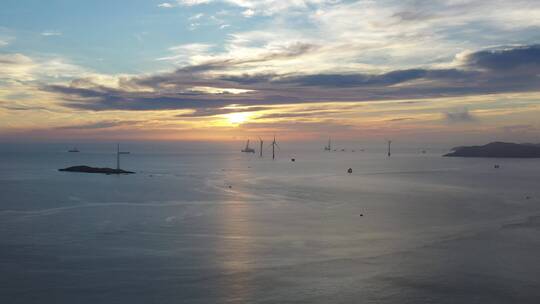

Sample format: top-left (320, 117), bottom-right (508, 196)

top-left (44, 44), bottom-right (540, 114)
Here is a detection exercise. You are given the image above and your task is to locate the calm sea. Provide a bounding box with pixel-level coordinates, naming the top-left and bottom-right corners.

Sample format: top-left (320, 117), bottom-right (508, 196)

top-left (1, 142), bottom-right (540, 303)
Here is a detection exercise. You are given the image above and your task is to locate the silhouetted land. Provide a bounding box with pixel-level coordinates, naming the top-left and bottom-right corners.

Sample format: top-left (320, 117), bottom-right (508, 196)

top-left (444, 142), bottom-right (540, 158)
top-left (59, 166), bottom-right (135, 174)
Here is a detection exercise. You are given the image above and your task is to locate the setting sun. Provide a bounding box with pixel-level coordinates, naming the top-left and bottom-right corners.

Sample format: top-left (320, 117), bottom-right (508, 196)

top-left (226, 112), bottom-right (250, 125)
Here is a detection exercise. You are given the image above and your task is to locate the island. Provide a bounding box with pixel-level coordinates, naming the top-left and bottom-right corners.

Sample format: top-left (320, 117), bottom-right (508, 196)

top-left (444, 142), bottom-right (540, 158)
top-left (58, 166), bottom-right (135, 174)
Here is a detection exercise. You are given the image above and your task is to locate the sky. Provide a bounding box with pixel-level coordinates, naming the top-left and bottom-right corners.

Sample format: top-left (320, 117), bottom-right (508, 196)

top-left (1, 0), bottom-right (540, 144)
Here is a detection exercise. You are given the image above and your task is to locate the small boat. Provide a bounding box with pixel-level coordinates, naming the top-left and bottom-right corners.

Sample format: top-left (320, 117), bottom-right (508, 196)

top-left (68, 147), bottom-right (80, 153)
top-left (241, 140), bottom-right (255, 153)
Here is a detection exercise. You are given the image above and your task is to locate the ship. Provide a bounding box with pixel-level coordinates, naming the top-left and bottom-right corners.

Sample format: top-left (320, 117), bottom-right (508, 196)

top-left (241, 140), bottom-right (255, 153)
top-left (68, 147), bottom-right (80, 153)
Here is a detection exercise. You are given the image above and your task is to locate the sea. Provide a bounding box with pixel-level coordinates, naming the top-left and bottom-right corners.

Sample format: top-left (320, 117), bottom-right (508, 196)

top-left (1, 142), bottom-right (540, 303)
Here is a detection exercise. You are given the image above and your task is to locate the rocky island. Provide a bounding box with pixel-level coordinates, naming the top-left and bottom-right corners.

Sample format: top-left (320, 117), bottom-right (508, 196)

top-left (444, 142), bottom-right (540, 158)
top-left (59, 166), bottom-right (135, 174)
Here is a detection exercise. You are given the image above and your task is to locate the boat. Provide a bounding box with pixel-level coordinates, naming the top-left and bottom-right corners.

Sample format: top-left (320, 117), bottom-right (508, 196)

top-left (241, 140), bottom-right (255, 153)
top-left (68, 147), bottom-right (80, 153)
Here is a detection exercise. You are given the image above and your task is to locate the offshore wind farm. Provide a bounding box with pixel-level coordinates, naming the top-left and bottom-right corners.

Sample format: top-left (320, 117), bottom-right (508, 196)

top-left (3, 141), bottom-right (540, 304)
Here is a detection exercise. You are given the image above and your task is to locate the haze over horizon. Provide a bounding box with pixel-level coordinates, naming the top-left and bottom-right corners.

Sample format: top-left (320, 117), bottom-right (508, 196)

top-left (1, 0), bottom-right (540, 143)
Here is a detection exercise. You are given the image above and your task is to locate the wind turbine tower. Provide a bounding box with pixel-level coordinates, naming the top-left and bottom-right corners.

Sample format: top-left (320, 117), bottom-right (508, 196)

top-left (270, 136), bottom-right (280, 160)
top-left (259, 137), bottom-right (264, 158)
top-left (325, 137), bottom-right (332, 151)
top-left (116, 143), bottom-right (130, 170)
top-left (387, 140), bottom-right (392, 157)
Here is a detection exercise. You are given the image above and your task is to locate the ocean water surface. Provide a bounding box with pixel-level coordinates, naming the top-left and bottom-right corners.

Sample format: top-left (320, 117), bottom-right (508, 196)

top-left (1, 142), bottom-right (540, 303)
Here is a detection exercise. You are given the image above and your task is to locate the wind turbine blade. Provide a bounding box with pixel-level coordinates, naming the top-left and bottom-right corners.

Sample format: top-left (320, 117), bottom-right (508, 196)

top-left (275, 143), bottom-right (281, 150)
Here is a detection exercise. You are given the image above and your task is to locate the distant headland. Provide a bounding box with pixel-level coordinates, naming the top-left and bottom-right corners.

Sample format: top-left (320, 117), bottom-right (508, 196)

top-left (444, 142), bottom-right (540, 158)
top-left (59, 166), bottom-right (135, 175)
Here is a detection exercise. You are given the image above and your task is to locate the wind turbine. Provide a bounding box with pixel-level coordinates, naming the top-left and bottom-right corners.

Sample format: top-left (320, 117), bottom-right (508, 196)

top-left (269, 136), bottom-right (280, 160)
top-left (116, 143), bottom-right (130, 170)
top-left (259, 137), bottom-right (264, 158)
top-left (325, 137), bottom-right (332, 151)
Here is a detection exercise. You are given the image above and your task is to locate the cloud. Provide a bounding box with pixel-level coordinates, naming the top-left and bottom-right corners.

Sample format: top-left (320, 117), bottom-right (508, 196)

top-left (444, 108), bottom-right (477, 123)
top-left (242, 9), bottom-right (255, 18)
top-left (0, 100), bottom-right (46, 111)
top-left (41, 31), bottom-right (62, 37)
top-left (157, 43), bottom-right (215, 63)
top-left (158, 2), bottom-right (175, 8)
top-left (56, 120), bottom-right (140, 130)
top-left (177, 0), bottom-right (211, 6)
top-left (278, 69), bottom-right (433, 87)
top-left (176, 106), bottom-right (270, 117)
top-left (189, 13), bottom-right (204, 20)
top-left (160, 41), bottom-right (319, 72)
top-left (0, 53), bottom-right (90, 83)
top-left (386, 117), bottom-right (414, 122)
top-left (466, 45), bottom-right (540, 71)
top-left (255, 110), bottom-right (343, 120)
top-left (501, 124), bottom-right (534, 133)
top-left (41, 44), bottom-right (540, 114)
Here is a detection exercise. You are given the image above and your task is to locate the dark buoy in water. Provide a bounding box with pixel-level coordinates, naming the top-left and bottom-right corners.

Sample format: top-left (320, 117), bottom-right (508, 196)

top-left (228, 185), bottom-right (232, 189)
top-left (360, 213), bottom-right (364, 217)
top-left (494, 164), bottom-right (500, 169)
top-left (347, 168), bottom-right (352, 174)
top-left (291, 158), bottom-right (295, 162)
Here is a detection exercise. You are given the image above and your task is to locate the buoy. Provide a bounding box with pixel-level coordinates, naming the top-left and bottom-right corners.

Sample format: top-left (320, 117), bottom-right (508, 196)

top-left (494, 164), bottom-right (500, 169)
top-left (360, 213), bottom-right (364, 217)
top-left (291, 158), bottom-right (295, 162)
top-left (347, 168), bottom-right (352, 174)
